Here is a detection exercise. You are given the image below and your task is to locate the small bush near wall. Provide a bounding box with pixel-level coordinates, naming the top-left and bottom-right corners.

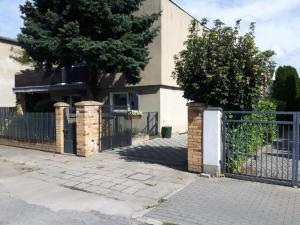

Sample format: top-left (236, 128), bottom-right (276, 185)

top-left (225, 100), bottom-right (277, 173)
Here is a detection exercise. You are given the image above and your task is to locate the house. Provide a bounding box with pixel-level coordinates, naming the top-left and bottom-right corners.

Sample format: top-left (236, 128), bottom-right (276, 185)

top-left (0, 36), bottom-right (29, 107)
top-left (13, 0), bottom-right (202, 134)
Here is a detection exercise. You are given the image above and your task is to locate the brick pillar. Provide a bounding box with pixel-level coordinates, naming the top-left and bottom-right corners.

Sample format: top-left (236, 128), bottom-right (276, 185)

top-left (187, 102), bottom-right (206, 173)
top-left (75, 101), bottom-right (103, 157)
top-left (54, 102), bottom-right (69, 154)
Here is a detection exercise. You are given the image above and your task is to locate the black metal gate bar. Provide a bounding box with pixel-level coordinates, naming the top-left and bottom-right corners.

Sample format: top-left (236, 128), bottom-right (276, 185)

top-left (101, 110), bottom-right (132, 151)
top-left (223, 111), bottom-right (300, 187)
top-left (64, 108), bottom-right (76, 154)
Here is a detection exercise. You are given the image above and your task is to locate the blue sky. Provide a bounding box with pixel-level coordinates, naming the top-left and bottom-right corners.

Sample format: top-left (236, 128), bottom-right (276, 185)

top-left (1, 0), bottom-right (300, 72)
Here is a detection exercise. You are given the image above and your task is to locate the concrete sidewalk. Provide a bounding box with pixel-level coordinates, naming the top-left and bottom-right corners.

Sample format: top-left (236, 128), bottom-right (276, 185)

top-left (0, 144), bottom-right (197, 222)
top-left (0, 160), bottom-right (136, 225)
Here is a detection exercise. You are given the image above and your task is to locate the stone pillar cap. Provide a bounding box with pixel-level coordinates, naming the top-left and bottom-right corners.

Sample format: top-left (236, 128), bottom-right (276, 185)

top-left (205, 107), bottom-right (222, 111)
top-left (75, 101), bottom-right (104, 107)
top-left (54, 102), bottom-right (70, 108)
top-left (186, 102), bottom-right (207, 107)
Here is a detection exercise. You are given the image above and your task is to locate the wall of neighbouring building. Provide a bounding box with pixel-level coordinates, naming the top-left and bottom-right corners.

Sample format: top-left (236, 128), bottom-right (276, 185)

top-left (160, 0), bottom-right (201, 87)
top-left (0, 41), bottom-right (30, 107)
top-left (159, 87), bottom-right (188, 133)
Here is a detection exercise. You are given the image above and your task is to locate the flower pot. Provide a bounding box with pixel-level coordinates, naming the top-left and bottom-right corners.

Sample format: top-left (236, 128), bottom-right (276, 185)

top-left (126, 114), bottom-right (142, 120)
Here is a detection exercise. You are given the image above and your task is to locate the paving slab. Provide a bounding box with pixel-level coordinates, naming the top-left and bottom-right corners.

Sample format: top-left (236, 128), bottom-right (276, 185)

top-left (108, 134), bottom-right (188, 169)
top-left (146, 177), bottom-right (300, 225)
top-left (0, 144), bottom-right (197, 220)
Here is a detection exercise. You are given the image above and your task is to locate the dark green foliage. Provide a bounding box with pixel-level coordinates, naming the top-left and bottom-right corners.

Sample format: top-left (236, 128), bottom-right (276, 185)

top-left (18, 0), bottom-right (160, 87)
top-left (226, 100), bottom-right (277, 173)
top-left (173, 19), bottom-right (276, 111)
top-left (272, 66), bottom-right (300, 111)
top-left (33, 99), bottom-right (55, 112)
top-left (25, 94), bottom-right (53, 112)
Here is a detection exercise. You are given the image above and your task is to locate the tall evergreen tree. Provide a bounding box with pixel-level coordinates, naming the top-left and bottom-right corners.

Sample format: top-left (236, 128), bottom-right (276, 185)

top-left (18, 0), bottom-right (160, 97)
top-left (272, 66), bottom-right (300, 111)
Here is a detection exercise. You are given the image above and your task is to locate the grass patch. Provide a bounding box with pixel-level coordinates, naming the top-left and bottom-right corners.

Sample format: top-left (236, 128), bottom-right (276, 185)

top-left (146, 197), bottom-right (167, 209)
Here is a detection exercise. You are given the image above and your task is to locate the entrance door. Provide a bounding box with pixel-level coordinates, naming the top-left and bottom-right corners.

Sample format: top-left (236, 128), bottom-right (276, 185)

top-left (64, 108), bottom-right (77, 154)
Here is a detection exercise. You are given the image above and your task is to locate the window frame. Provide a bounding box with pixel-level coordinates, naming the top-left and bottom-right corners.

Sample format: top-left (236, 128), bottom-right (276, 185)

top-left (109, 92), bottom-right (130, 112)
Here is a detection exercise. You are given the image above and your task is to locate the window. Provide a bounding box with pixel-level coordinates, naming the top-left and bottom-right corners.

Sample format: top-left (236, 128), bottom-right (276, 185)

top-left (112, 93), bottom-right (128, 110)
top-left (129, 92), bottom-right (139, 110)
top-left (110, 92), bottom-right (139, 111)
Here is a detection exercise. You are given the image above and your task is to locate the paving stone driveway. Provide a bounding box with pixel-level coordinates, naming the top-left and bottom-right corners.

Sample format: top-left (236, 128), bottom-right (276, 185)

top-left (108, 134), bottom-right (188, 169)
top-left (146, 178), bottom-right (300, 225)
top-left (0, 143), bottom-right (196, 218)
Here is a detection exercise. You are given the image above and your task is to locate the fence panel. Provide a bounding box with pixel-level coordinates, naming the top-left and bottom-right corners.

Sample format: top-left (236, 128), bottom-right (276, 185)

top-left (0, 110), bottom-right (56, 143)
top-left (223, 111), bottom-right (299, 187)
top-left (101, 106), bottom-right (159, 150)
top-left (131, 112), bottom-right (159, 137)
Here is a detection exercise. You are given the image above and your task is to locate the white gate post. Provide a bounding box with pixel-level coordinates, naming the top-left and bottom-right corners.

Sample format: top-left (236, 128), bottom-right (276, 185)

top-left (203, 108), bottom-right (222, 176)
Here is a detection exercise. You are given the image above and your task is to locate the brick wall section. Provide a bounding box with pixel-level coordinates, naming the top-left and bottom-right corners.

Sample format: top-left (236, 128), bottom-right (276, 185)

top-left (0, 138), bottom-right (56, 152)
top-left (187, 102), bottom-right (206, 173)
top-left (54, 102), bottom-right (69, 154)
top-left (75, 101), bottom-right (103, 157)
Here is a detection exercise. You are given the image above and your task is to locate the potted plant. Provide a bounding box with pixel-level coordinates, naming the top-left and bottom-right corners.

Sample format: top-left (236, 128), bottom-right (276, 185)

top-left (127, 110), bottom-right (143, 119)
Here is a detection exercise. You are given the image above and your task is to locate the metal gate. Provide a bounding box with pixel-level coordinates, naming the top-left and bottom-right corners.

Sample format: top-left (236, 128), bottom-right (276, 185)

top-left (223, 111), bottom-right (300, 187)
top-left (64, 108), bottom-right (77, 154)
top-left (101, 111), bottom-right (132, 151)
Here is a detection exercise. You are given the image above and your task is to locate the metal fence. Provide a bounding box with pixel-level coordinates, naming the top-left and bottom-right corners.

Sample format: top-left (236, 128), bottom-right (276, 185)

top-left (0, 110), bottom-right (56, 143)
top-left (223, 111), bottom-right (300, 187)
top-left (132, 112), bottom-right (159, 137)
top-left (101, 106), bottom-right (159, 150)
top-left (0, 107), bottom-right (16, 114)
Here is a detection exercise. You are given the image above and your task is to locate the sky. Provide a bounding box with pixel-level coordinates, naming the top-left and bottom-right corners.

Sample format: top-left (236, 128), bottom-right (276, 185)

top-left (0, 0), bottom-right (300, 72)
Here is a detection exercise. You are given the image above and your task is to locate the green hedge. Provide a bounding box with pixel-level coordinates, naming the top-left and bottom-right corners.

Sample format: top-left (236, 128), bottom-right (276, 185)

top-left (225, 100), bottom-right (277, 173)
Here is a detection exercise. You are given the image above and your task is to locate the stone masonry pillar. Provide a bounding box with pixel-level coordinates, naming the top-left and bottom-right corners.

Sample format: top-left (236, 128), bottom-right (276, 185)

top-left (187, 102), bottom-right (206, 173)
top-left (54, 102), bottom-right (70, 154)
top-left (75, 101), bottom-right (103, 157)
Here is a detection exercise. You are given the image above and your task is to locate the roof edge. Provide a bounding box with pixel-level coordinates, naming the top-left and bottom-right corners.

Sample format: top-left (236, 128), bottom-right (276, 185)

top-left (168, 0), bottom-right (200, 23)
top-left (0, 36), bottom-right (19, 45)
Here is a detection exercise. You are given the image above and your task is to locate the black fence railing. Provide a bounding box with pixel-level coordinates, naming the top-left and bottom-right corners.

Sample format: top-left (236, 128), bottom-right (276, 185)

top-left (0, 110), bottom-right (56, 143)
top-left (132, 112), bottom-right (159, 137)
top-left (0, 107), bottom-right (16, 114)
top-left (101, 106), bottom-right (159, 150)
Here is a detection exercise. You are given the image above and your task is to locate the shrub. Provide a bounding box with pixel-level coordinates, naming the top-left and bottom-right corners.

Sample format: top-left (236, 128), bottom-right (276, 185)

top-left (172, 19), bottom-right (276, 111)
top-left (272, 66), bottom-right (300, 111)
top-left (33, 99), bottom-right (55, 112)
top-left (225, 100), bottom-right (277, 173)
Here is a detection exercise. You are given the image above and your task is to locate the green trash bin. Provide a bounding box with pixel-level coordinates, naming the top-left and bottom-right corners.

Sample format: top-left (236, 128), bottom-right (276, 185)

top-left (162, 126), bottom-right (172, 138)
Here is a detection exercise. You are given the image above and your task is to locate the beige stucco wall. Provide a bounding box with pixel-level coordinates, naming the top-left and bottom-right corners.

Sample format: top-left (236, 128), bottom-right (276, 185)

top-left (159, 87), bottom-right (188, 133)
top-left (0, 42), bottom-right (28, 107)
top-left (134, 0), bottom-right (162, 86)
top-left (160, 0), bottom-right (195, 87)
top-left (98, 0), bottom-right (197, 88)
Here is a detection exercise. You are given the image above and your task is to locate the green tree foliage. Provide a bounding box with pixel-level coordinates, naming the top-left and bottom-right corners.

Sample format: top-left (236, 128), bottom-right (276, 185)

top-left (10, 47), bottom-right (42, 70)
top-left (272, 66), bottom-right (300, 111)
top-left (18, 0), bottom-right (160, 97)
top-left (173, 19), bottom-right (276, 111)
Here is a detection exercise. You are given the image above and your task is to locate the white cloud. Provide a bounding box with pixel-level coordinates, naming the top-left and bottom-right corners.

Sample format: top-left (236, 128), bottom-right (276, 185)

top-left (174, 0), bottom-right (300, 72)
